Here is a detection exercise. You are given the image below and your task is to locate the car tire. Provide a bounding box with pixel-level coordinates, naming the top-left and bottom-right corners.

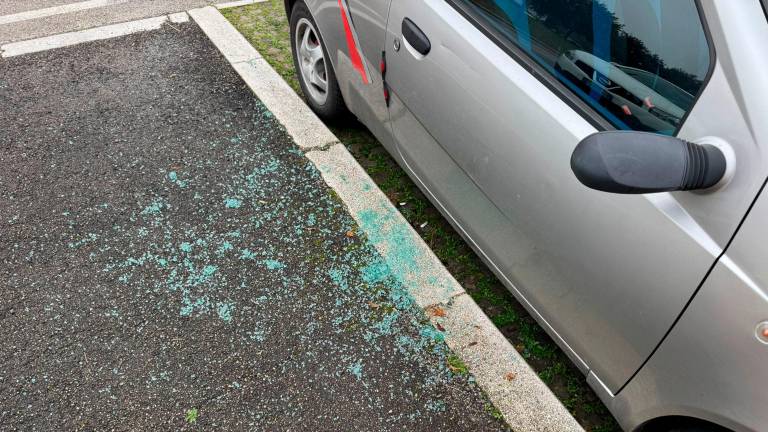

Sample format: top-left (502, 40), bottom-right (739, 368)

top-left (643, 418), bottom-right (730, 432)
top-left (289, 1), bottom-right (349, 123)
top-left (664, 427), bottom-right (722, 432)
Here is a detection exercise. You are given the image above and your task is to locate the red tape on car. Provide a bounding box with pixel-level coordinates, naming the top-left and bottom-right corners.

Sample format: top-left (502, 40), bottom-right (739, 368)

top-left (338, 0), bottom-right (369, 84)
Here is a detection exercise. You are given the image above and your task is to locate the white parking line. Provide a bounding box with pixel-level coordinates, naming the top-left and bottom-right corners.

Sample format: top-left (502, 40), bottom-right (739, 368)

top-left (168, 12), bottom-right (190, 24)
top-left (191, 6), bottom-right (584, 432)
top-left (1, 15), bottom-right (167, 57)
top-left (215, 0), bottom-right (269, 10)
top-left (0, 0), bottom-right (125, 26)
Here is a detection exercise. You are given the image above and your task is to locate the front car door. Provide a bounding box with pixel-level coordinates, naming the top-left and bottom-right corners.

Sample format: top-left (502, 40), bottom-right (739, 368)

top-left (384, 0), bottom-right (768, 394)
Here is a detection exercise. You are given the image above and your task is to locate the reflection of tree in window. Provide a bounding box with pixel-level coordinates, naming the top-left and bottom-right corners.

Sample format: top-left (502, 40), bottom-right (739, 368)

top-left (457, 0), bottom-right (709, 133)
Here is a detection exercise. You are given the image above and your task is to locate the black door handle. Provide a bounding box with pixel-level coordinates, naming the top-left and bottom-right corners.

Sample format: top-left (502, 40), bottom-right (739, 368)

top-left (402, 18), bottom-right (431, 56)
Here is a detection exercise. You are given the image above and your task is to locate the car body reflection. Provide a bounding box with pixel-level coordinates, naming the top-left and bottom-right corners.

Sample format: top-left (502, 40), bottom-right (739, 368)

top-left (555, 50), bottom-right (694, 133)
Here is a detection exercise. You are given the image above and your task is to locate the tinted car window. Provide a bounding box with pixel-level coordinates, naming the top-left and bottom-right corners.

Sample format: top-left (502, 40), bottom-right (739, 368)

top-left (454, 0), bottom-right (712, 135)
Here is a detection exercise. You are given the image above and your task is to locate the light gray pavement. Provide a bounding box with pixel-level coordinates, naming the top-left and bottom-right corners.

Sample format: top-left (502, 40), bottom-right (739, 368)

top-left (0, 0), bottom-right (215, 44)
top-left (1, 1), bottom-right (78, 15)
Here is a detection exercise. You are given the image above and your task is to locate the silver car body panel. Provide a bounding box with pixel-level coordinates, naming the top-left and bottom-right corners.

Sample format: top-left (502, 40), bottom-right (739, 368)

top-left (605, 190), bottom-right (768, 431)
top-left (382, 0), bottom-right (767, 394)
top-left (293, 0), bottom-right (768, 429)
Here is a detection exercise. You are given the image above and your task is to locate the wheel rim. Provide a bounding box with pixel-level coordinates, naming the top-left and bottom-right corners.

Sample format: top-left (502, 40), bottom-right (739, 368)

top-left (295, 18), bottom-right (329, 106)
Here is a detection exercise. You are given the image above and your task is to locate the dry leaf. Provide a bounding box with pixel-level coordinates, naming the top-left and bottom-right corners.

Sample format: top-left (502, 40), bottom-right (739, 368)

top-left (345, 230), bottom-right (355, 238)
top-left (505, 372), bottom-right (517, 381)
top-left (367, 301), bottom-right (380, 310)
top-left (426, 305), bottom-right (447, 317)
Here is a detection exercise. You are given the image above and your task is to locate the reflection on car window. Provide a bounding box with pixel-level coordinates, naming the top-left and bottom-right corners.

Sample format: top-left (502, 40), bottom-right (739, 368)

top-left (456, 0), bottom-right (711, 135)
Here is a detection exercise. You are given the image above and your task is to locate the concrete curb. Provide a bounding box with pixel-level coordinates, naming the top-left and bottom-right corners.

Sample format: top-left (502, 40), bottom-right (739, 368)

top-left (215, 0), bottom-right (267, 10)
top-left (193, 7), bottom-right (584, 432)
top-left (305, 145), bottom-right (465, 309)
top-left (188, 6), bottom-right (339, 151)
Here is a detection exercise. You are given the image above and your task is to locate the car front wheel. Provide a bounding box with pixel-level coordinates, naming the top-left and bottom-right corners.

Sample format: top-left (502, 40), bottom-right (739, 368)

top-left (289, 1), bottom-right (349, 123)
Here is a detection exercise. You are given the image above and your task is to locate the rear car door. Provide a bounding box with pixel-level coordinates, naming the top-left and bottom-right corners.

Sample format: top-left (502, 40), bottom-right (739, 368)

top-left (383, 0), bottom-right (768, 393)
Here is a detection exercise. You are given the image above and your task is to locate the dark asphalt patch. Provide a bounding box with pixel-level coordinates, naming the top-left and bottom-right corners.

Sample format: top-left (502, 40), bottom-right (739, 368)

top-left (0, 22), bottom-right (508, 430)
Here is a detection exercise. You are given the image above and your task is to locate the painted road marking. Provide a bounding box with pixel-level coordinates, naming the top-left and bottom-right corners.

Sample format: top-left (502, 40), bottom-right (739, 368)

top-left (215, 0), bottom-right (267, 10)
top-left (192, 7), bottom-right (584, 432)
top-left (168, 12), bottom-right (190, 24)
top-left (1, 15), bottom-right (167, 57)
top-left (0, 0), bottom-right (125, 26)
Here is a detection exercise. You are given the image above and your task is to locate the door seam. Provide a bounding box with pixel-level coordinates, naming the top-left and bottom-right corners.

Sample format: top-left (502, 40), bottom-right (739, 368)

top-left (616, 175), bottom-right (768, 394)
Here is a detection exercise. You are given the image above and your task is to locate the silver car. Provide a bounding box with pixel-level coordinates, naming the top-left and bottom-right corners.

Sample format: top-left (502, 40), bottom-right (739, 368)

top-left (285, 0), bottom-right (768, 430)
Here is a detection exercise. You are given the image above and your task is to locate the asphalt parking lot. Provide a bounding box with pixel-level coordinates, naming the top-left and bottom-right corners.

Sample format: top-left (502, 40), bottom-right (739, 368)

top-left (0, 0), bottom-right (215, 44)
top-left (0, 21), bottom-right (509, 430)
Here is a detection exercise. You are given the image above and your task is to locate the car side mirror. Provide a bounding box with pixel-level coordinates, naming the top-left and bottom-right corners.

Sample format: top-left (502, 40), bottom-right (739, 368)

top-left (571, 131), bottom-right (727, 194)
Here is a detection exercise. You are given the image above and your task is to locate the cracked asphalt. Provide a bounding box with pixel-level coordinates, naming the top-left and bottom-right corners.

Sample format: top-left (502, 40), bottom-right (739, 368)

top-left (0, 21), bottom-right (508, 430)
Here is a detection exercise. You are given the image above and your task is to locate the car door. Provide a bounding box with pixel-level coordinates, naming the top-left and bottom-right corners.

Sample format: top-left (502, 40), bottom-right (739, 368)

top-left (383, 0), bottom-right (768, 393)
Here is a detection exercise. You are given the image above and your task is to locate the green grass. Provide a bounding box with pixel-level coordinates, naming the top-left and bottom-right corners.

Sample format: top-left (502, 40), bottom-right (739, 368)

top-left (485, 403), bottom-right (505, 421)
top-left (185, 408), bottom-right (199, 424)
top-left (223, 2), bottom-right (621, 431)
top-left (447, 354), bottom-right (469, 375)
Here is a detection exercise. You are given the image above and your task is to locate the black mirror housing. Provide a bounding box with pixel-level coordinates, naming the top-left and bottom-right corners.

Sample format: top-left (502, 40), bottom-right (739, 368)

top-left (571, 131), bottom-right (727, 194)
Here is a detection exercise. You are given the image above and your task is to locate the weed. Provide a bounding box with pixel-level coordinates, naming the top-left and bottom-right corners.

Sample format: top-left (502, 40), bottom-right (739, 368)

top-left (490, 306), bottom-right (518, 327)
top-left (485, 403), bottom-right (505, 421)
top-left (185, 408), bottom-right (198, 424)
top-left (446, 354), bottom-right (469, 375)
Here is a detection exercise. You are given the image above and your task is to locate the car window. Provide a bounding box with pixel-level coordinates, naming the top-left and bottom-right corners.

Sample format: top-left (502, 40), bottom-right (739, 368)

top-left (452, 0), bottom-right (712, 135)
